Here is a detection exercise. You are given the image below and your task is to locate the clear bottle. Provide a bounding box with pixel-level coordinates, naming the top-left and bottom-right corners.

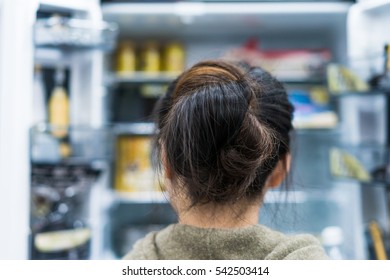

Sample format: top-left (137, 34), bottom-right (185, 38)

top-left (321, 226), bottom-right (345, 260)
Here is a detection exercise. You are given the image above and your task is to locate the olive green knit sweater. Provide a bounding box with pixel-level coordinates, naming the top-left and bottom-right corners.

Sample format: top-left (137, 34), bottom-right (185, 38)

top-left (123, 223), bottom-right (328, 260)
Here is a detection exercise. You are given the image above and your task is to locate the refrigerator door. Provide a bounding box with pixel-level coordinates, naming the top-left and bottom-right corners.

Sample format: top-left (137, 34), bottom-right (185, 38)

top-left (348, 0), bottom-right (390, 80)
top-left (0, 0), bottom-right (38, 260)
top-left (346, 0), bottom-right (390, 258)
top-left (0, 0), bottom-right (105, 260)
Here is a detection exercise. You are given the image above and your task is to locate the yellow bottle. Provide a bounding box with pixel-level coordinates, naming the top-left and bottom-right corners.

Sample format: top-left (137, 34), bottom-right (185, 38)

top-left (163, 42), bottom-right (185, 73)
top-left (116, 40), bottom-right (136, 74)
top-left (48, 68), bottom-right (71, 158)
top-left (141, 41), bottom-right (160, 73)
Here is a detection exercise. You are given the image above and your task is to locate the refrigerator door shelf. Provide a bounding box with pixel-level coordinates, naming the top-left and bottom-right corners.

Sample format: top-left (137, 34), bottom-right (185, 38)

top-left (34, 16), bottom-right (118, 51)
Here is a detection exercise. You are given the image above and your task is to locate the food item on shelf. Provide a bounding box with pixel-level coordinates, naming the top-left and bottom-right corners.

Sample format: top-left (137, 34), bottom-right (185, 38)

top-left (116, 39), bottom-right (185, 75)
top-left (223, 38), bottom-right (331, 80)
top-left (114, 39), bottom-right (184, 97)
top-left (309, 86), bottom-right (329, 105)
top-left (140, 41), bottom-right (164, 97)
top-left (292, 110), bottom-right (338, 129)
top-left (162, 42), bottom-right (185, 73)
top-left (116, 40), bottom-right (136, 74)
top-left (48, 67), bottom-right (71, 158)
top-left (48, 68), bottom-right (69, 138)
top-left (140, 41), bottom-right (160, 73)
top-left (33, 65), bottom-right (47, 124)
top-left (330, 148), bottom-right (371, 182)
top-left (115, 135), bottom-right (159, 193)
top-left (34, 228), bottom-right (91, 253)
top-left (289, 89), bottom-right (338, 129)
top-left (327, 63), bottom-right (369, 94)
top-left (140, 84), bottom-right (167, 98)
top-left (369, 44), bottom-right (390, 91)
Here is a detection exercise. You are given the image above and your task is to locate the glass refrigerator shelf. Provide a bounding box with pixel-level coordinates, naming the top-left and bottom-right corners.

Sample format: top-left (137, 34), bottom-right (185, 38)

top-left (105, 72), bottom-right (179, 86)
top-left (30, 124), bottom-right (114, 165)
top-left (329, 144), bottom-right (390, 187)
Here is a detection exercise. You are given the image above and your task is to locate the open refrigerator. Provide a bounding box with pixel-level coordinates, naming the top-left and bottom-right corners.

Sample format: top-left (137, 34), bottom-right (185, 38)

top-left (0, 0), bottom-right (389, 260)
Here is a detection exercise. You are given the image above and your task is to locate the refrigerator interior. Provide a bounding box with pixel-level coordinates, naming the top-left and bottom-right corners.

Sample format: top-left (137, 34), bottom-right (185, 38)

top-left (100, 1), bottom-right (377, 260)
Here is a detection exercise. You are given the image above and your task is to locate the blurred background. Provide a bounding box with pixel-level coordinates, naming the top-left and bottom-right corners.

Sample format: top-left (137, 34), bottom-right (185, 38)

top-left (0, 0), bottom-right (390, 260)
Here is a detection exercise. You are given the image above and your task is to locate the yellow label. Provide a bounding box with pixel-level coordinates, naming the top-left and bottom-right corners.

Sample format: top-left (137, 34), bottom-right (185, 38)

top-left (115, 136), bottom-right (159, 192)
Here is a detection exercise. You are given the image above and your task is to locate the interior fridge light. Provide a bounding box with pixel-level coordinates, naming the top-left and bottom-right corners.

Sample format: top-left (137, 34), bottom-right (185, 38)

top-left (103, 2), bottom-right (350, 16)
top-left (174, 3), bottom-right (205, 17)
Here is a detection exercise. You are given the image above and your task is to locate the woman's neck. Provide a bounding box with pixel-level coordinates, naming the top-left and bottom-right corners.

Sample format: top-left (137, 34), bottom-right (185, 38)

top-left (177, 203), bottom-right (260, 229)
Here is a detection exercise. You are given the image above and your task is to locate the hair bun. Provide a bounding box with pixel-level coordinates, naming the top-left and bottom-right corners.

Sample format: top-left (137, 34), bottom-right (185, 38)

top-left (154, 60), bottom-right (293, 206)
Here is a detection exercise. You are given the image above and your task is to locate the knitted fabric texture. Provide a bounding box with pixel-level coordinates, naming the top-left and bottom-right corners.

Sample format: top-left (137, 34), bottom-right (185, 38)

top-left (123, 223), bottom-right (328, 260)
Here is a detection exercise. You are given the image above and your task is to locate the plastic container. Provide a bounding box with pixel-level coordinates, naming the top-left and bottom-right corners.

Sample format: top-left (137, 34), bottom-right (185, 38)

top-left (321, 226), bottom-right (345, 260)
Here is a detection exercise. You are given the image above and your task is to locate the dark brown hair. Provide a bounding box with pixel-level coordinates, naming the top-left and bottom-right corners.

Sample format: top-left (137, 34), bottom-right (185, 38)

top-left (153, 60), bottom-right (294, 207)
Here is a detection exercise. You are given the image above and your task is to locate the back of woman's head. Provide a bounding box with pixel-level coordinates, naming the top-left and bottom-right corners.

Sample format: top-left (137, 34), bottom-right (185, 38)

top-left (154, 60), bottom-right (294, 207)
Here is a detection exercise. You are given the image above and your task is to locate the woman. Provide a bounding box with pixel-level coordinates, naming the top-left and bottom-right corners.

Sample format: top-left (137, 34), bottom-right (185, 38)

top-left (124, 60), bottom-right (328, 260)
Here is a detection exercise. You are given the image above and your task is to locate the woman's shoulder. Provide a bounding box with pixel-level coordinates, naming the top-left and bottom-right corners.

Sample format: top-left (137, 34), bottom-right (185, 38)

top-left (258, 225), bottom-right (328, 260)
top-left (122, 224), bottom-right (175, 260)
top-left (121, 232), bottom-right (155, 260)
